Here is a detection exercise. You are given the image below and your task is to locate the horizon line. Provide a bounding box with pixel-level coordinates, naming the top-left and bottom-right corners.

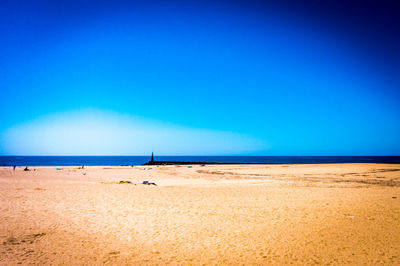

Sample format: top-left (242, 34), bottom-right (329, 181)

top-left (1, 155), bottom-right (400, 157)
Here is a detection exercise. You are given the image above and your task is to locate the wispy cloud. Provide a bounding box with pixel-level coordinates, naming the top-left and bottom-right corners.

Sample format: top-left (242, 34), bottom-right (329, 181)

top-left (0, 110), bottom-right (267, 155)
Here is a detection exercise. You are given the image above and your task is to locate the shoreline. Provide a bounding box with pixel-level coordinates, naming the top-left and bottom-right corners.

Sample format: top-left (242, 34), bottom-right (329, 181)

top-left (2, 162), bottom-right (400, 168)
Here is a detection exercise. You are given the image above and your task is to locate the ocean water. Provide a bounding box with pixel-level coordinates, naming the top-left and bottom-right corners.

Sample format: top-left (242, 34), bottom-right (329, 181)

top-left (0, 156), bottom-right (400, 166)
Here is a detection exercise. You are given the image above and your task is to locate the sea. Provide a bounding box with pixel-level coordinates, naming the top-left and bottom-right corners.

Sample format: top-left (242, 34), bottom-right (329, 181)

top-left (0, 156), bottom-right (400, 166)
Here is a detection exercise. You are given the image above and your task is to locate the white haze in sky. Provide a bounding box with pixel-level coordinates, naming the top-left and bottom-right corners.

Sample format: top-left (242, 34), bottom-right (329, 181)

top-left (0, 110), bottom-right (267, 155)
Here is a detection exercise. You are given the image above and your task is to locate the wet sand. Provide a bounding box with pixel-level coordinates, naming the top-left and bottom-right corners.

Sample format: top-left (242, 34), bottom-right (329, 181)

top-left (1, 164), bottom-right (399, 265)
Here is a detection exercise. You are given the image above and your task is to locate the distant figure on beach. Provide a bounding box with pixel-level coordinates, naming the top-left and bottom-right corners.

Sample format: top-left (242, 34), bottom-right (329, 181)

top-left (24, 166), bottom-right (29, 171)
top-left (82, 165), bottom-right (84, 169)
top-left (13, 165), bottom-right (16, 170)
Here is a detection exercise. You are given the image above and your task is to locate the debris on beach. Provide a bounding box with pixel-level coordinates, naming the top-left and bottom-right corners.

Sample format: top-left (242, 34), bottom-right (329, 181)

top-left (119, 180), bottom-right (132, 184)
top-left (143, 181), bottom-right (157, 186)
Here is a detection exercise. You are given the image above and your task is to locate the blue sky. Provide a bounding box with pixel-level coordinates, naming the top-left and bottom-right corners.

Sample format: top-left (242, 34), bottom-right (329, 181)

top-left (0, 0), bottom-right (399, 155)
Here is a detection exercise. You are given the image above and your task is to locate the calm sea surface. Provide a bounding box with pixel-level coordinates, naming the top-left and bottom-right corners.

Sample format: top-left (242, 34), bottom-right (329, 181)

top-left (1, 156), bottom-right (400, 166)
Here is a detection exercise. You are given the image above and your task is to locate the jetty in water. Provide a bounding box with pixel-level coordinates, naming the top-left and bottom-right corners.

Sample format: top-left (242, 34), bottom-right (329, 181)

top-left (143, 152), bottom-right (211, 165)
top-left (143, 153), bottom-right (265, 165)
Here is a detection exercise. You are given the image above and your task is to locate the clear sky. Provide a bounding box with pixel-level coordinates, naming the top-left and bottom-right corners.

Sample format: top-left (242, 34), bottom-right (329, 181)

top-left (0, 0), bottom-right (399, 155)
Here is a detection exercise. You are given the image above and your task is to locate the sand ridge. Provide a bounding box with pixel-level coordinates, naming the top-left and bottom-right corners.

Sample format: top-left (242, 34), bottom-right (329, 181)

top-left (1, 164), bottom-right (399, 265)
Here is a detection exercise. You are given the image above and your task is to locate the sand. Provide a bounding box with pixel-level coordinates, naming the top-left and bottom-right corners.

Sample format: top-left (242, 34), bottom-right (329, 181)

top-left (0, 164), bottom-right (399, 265)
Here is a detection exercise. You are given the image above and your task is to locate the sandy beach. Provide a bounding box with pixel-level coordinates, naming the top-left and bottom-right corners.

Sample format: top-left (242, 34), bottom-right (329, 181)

top-left (1, 163), bottom-right (399, 265)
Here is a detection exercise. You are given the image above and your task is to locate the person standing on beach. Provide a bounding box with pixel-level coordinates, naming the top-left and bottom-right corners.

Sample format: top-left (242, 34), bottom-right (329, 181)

top-left (13, 165), bottom-right (16, 170)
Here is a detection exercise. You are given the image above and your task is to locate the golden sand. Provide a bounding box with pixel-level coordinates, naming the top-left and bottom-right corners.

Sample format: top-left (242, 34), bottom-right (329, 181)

top-left (1, 164), bottom-right (399, 265)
